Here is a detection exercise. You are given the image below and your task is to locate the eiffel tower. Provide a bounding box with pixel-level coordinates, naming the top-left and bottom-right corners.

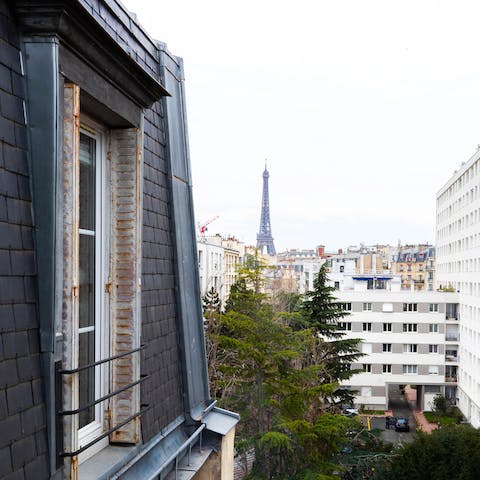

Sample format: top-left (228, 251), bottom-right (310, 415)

top-left (256, 163), bottom-right (276, 255)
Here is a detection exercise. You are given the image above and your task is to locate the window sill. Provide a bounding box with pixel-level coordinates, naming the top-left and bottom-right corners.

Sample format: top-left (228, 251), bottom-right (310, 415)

top-left (78, 444), bottom-right (138, 480)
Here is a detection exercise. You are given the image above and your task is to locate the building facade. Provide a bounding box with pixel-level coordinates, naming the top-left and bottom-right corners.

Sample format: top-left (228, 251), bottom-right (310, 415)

top-left (336, 278), bottom-right (458, 410)
top-left (392, 245), bottom-right (435, 291)
top-left (0, 1), bottom-right (237, 479)
top-left (436, 148), bottom-right (480, 427)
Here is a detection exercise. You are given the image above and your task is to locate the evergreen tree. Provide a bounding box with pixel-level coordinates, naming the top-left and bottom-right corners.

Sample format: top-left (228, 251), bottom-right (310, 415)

top-left (202, 286), bottom-right (221, 314)
top-left (300, 263), bottom-right (363, 406)
top-left (300, 263), bottom-right (349, 337)
top-left (206, 258), bottom-right (362, 479)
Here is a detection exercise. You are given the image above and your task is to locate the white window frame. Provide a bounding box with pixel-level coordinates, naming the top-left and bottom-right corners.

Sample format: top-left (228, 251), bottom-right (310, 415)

top-left (403, 364), bottom-right (418, 374)
top-left (383, 364), bottom-right (392, 373)
top-left (362, 322), bottom-right (372, 331)
top-left (383, 322), bottom-right (392, 332)
top-left (403, 323), bottom-right (418, 332)
top-left (403, 343), bottom-right (418, 353)
top-left (77, 121), bottom-right (111, 458)
top-left (429, 303), bottom-right (439, 312)
top-left (362, 364), bottom-right (372, 373)
top-left (429, 344), bottom-right (439, 353)
top-left (363, 302), bottom-right (372, 311)
top-left (429, 323), bottom-right (439, 333)
top-left (382, 343), bottom-right (392, 352)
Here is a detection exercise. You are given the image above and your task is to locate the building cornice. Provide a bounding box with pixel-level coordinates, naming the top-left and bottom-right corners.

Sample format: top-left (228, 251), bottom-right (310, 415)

top-left (14, 0), bottom-right (170, 107)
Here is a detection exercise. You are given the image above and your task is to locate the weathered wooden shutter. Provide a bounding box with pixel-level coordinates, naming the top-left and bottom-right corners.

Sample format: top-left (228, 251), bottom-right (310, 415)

top-left (109, 128), bottom-right (142, 443)
top-left (62, 83), bottom-right (80, 469)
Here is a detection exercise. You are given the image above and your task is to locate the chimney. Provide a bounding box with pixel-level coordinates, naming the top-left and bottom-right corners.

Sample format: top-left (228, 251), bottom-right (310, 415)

top-left (317, 245), bottom-right (325, 258)
top-left (338, 248), bottom-right (343, 254)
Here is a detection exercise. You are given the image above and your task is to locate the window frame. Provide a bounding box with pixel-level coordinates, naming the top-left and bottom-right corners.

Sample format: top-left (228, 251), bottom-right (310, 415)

top-left (403, 343), bottom-right (418, 353)
top-left (77, 120), bottom-right (111, 455)
top-left (429, 303), bottom-right (439, 312)
top-left (402, 364), bottom-right (418, 374)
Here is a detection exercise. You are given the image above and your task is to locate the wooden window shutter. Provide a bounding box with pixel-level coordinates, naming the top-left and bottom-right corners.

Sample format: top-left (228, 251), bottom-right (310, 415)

top-left (109, 128), bottom-right (142, 444)
top-left (62, 83), bottom-right (81, 463)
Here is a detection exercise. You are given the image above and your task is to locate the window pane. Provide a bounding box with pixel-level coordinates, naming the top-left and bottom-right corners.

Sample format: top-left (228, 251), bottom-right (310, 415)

top-left (79, 235), bottom-right (95, 329)
top-left (79, 133), bottom-right (96, 231)
top-left (79, 331), bottom-right (95, 428)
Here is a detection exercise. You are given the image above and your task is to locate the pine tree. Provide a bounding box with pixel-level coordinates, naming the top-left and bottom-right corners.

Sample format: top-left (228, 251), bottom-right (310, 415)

top-left (300, 263), bottom-right (363, 405)
top-left (202, 286), bottom-right (221, 314)
top-left (206, 259), bottom-right (362, 478)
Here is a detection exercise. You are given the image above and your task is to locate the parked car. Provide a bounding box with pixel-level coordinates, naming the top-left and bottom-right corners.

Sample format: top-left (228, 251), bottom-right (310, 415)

top-left (341, 405), bottom-right (359, 416)
top-left (395, 417), bottom-right (410, 432)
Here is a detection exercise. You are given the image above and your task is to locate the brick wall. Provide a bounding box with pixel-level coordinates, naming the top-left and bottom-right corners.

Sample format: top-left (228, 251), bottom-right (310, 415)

top-left (140, 101), bottom-right (183, 442)
top-left (0, 1), bottom-right (49, 479)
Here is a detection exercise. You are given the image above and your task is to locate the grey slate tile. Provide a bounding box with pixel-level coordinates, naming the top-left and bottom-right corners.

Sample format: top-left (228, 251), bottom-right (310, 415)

top-left (6, 381), bottom-right (32, 415)
top-left (11, 435), bottom-right (35, 470)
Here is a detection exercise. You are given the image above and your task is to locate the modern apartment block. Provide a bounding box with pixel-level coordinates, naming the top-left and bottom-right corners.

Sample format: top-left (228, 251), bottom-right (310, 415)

top-left (335, 277), bottom-right (458, 410)
top-left (0, 1), bottom-right (237, 479)
top-left (436, 148), bottom-right (480, 427)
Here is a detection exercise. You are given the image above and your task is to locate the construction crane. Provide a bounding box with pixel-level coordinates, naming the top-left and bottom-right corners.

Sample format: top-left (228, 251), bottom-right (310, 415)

top-left (198, 215), bottom-right (219, 236)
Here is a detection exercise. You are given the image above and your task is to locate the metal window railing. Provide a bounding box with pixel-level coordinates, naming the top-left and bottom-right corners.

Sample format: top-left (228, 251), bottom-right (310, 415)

top-left (56, 344), bottom-right (149, 459)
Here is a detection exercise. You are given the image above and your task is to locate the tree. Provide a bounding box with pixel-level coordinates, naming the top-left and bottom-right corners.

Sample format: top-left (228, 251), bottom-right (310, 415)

top-left (207, 259), bottom-right (362, 479)
top-left (299, 263), bottom-right (363, 406)
top-left (202, 286), bottom-right (222, 398)
top-left (376, 425), bottom-right (480, 480)
top-left (202, 286), bottom-right (221, 314)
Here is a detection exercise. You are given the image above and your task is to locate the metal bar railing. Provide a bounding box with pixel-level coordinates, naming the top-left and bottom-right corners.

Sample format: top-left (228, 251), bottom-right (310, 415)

top-left (60, 405), bottom-right (152, 457)
top-left (58, 344), bottom-right (146, 375)
top-left (58, 375), bottom-right (149, 416)
top-left (57, 343), bottom-right (148, 458)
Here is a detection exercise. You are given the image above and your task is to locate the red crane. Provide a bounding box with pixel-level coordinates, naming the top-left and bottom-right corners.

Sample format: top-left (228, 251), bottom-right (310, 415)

top-left (198, 215), bottom-right (219, 235)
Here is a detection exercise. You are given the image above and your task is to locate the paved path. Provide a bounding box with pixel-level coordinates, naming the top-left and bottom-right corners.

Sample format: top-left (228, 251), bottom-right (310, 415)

top-left (380, 386), bottom-right (416, 444)
top-left (403, 385), bottom-right (438, 433)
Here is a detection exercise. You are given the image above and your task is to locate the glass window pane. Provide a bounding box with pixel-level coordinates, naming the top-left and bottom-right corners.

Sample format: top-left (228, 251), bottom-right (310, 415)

top-left (79, 234), bottom-right (95, 329)
top-left (79, 331), bottom-right (95, 428)
top-left (79, 133), bottom-right (96, 231)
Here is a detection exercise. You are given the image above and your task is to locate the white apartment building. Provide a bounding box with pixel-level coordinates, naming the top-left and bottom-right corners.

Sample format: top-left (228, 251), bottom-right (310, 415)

top-left (335, 276), bottom-right (458, 411)
top-left (276, 249), bottom-right (325, 293)
top-left (436, 149), bottom-right (480, 426)
top-left (197, 235), bottom-right (244, 305)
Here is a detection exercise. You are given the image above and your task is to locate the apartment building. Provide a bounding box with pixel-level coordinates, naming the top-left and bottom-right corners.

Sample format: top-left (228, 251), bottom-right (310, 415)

top-left (436, 148), bottom-right (480, 427)
top-left (276, 248), bottom-right (325, 293)
top-left (197, 235), bottom-right (245, 304)
top-left (392, 246), bottom-right (435, 291)
top-left (335, 277), bottom-right (458, 410)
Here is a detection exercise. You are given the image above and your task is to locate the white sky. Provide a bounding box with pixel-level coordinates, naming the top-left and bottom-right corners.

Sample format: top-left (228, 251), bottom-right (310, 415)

top-left (122, 0), bottom-right (480, 252)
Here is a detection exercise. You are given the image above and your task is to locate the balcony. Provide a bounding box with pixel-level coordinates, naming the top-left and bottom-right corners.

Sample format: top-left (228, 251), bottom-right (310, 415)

top-left (445, 355), bottom-right (459, 363)
top-left (445, 376), bottom-right (458, 383)
top-left (445, 335), bottom-right (460, 342)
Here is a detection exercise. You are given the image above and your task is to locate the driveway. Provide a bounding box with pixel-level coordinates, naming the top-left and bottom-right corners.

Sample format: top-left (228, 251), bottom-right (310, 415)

top-left (380, 387), bottom-right (416, 445)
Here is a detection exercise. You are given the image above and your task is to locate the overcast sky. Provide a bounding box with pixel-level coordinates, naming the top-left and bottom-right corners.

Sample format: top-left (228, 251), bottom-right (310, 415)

top-left (122, 0), bottom-right (480, 252)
